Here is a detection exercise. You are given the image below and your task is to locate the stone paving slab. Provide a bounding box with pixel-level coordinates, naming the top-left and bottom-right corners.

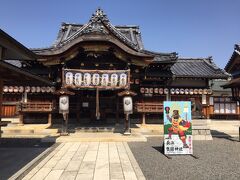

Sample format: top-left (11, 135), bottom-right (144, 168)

top-left (21, 142), bottom-right (145, 180)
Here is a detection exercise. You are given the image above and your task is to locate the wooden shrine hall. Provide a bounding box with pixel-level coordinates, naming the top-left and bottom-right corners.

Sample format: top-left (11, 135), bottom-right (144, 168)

top-left (1, 8), bottom-right (230, 126)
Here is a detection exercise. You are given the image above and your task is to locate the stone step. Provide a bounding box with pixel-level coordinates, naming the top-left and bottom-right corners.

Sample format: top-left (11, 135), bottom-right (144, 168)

top-left (1, 128), bottom-right (59, 135)
top-left (71, 127), bottom-right (115, 133)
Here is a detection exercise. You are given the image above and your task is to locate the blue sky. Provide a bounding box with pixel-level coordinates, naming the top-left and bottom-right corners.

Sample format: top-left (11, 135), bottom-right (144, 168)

top-left (0, 0), bottom-right (239, 69)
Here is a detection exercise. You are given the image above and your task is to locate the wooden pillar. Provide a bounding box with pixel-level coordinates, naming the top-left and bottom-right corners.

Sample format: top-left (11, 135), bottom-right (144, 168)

top-left (19, 113), bottom-right (24, 125)
top-left (142, 113), bottom-right (146, 125)
top-left (0, 79), bottom-right (3, 138)
top-left (48, 113), bottom-right (52, 125)
top-left (76, 99), bottom-right (80, 122)
top-left (116, 95), bottom-right (119, 124)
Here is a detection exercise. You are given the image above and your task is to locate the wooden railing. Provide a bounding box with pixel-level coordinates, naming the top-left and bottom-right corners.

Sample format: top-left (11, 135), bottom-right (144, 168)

top-left (135, 102), bottom-right (163, 113)
top-left (17, 102), bottom-right (53, 113)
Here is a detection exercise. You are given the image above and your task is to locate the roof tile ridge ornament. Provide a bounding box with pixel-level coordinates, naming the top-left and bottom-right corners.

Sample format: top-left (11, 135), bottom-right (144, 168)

top-left (90, 8), bottom-right (109, 23)
top-left (90, 8), bottom-right (139, 50)
top-left (56, 8), bottom-right (110, 46)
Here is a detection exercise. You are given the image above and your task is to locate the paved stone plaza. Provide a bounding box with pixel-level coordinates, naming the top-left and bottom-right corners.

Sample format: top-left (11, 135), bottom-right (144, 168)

top-left (21, 142), bottom-right (145, 180)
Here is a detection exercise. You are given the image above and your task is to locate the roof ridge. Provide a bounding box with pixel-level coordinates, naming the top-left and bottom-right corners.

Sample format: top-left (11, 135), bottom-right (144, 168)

top-left (178, 57), bottom-right (207, 60)
top-left (48, 8), bottom-right (140, 51)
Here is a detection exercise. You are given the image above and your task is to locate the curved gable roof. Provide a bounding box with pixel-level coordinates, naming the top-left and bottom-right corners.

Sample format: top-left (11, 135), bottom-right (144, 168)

top-left (32, 8), bottom-right (149, 57)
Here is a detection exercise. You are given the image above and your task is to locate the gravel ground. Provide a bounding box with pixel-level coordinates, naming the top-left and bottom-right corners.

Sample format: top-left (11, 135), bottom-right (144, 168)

top-left (128, 137), bottom-right (240, 180)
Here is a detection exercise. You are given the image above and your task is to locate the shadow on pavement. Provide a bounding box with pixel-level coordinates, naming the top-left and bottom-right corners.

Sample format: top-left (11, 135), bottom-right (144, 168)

top-left (211, 130), bottom-right (239, 142)
top-left (0, 138), bottom-right (54, 180)
top-left (152, 146), bottom-right (164, 154)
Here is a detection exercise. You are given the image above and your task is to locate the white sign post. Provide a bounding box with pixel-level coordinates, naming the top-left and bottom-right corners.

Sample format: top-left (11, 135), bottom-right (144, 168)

top-left (123, 96), bottom-right (133, 135)
top-left (59, 95), bottom-right (69, 135)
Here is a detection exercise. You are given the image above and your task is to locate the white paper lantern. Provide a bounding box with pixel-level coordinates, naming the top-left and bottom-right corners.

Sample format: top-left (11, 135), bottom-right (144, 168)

top-left (36, 86), bottom-right (41, 93)
top-left (8, 86), bottom-right (13, 93)
top-left (185, 89), bottom-right (189, 95)
top-left (159, 88), bottom-right (164, 94)
top-left (119, 73), bottom-right (127, 86)
top-left (25, 86), bottom-right (30, 93)
top-left (65, 72), bottom-right (73, 85)
top-left (189, 89), bottom-right (194, 95)
top-left (145, 88), bottom-right (149, 94)
top-left (101, 74), bottom-right (109, 86)
top-left (41, 87), bottom-right (46, 93)
top-left (110, 73), bottom-right (118, 86)
top-left (149, 88), bottom-right (153, 94)
top-left (170, 88), bottom-right (175, 94)
top-left (3, 86), bottom-right (8, 93)
top-left (123, 96), bottom-right (133, 114)
top-left (164, 88), bottom-right (169, 94)
top-left (46, 86), bottom-right (51, 93)
top-left (207, 89), bottom-right (213, 94)
top-left (180, 88), bottom-right (184, 94)
top-left (13, 86), bottom-right (19, 93)
top-left (74, 73), bottom-right (82, 86)
top-left (50, 87), bottom-right (56, 93)
top-left (154, 88), bottom-right (158, 94)
top-left (59, 95), bottom-right (69, 112)
top-left (175, 88), bottom-right (180, 94)
top-left (203, 89), bottom-right (208, 95)
top-left (194, 89), bottom-right (198, 94)
top-left (140, 87), bottom-right (145, 93)
top-left (19, 86), bottom-right (24, 93)
top-left (31, 86), bottom-right (36, 93)
top-left (92, 73), bottom-right (100, 86)
top-left (84, 73), bottom-right (91, 86)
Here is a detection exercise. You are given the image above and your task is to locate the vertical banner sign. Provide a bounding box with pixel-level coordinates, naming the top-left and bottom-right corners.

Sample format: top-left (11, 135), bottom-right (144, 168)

top-left (164, 101), bottom-right (193, 155)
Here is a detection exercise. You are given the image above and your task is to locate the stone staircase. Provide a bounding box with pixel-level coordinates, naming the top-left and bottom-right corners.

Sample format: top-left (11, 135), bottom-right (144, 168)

top-left (1, 123), bottom-right (59, 138)
top-left (192, 119), bottom-right (212, 140)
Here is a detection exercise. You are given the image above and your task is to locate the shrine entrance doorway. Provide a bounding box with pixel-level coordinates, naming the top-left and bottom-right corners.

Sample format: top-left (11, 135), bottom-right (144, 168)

top-left (68, 89), bottom-right (122, 125)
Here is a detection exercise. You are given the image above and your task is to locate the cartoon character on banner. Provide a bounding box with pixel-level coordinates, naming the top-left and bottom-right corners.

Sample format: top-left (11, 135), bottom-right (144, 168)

top-left (92, 73), bottom-right (100, 86)
top-left (65, 72), bottom-right (73, 85)
top-left (83, 73), bottom-right (91, 86)
top-left (119, 73), bottom-right (127, 86)
top-left (111, 74), bottom-right (118, 86)
top-left (165, 107), bottom-right (191, 148)
top-left (74, 73), bottom-right (82, 86)
top-left (101, 74), bottom-right (109, 86)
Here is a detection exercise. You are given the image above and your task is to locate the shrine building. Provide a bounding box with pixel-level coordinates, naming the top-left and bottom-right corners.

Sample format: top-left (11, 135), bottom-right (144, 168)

top-left (1, 8), bottom-right (235, 126)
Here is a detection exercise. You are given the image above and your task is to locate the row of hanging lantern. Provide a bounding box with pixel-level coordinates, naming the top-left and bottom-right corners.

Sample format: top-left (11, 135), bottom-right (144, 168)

top-left (3, 86), bottom-right (56, 93)
top-left (140, 87), bottom-right (213, 95)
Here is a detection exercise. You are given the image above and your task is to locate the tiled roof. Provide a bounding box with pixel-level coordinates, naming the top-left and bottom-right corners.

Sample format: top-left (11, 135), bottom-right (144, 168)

top-left (32, 8), bottom-right (174, 62)
top-left (51, 23), bottom-right (144, 50)
top-left (171, 57), bottom-right (229, 79)
top-left (0, 61), bottom-right (53, 85)
top-left (225, 44), bottom-right (240, 72)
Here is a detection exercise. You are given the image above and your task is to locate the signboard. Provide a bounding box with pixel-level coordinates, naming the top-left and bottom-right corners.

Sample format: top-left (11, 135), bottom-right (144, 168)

top-left (63, 69), bottom-right (130, 90)
top-left (164, 101), bottom-right (193, 155)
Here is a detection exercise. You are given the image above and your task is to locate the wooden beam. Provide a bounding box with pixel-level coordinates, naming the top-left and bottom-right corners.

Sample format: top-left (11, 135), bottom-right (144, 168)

top-left (0, 46), bottom-right (3, 60)
top-left (0, 79), bottom-right (3, 138)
